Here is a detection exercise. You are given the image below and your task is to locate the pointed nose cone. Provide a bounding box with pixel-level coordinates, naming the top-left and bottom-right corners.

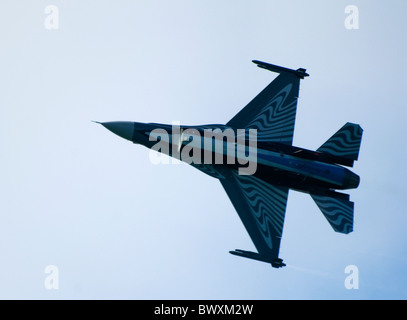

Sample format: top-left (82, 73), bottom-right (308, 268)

top-left (99, 121), bottom-right (135, 141)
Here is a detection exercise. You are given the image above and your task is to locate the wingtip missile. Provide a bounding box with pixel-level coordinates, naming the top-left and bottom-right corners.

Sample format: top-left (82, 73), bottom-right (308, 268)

top-left (252, 60), bottom-right (309, 79)
top-left (229, 249), bottom-right (286, 268)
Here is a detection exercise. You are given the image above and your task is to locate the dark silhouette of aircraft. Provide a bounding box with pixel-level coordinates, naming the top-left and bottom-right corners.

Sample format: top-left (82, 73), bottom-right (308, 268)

top-left (97, 60), bottom-right (363, 268)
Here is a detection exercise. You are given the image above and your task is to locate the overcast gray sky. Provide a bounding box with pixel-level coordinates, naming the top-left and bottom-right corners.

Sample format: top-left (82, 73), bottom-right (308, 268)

top-left (0, 0), bottom-right (406, 299)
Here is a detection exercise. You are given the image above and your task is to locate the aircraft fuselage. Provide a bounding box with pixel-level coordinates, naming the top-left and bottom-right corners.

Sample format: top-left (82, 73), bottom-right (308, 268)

top-left (102, 121), bottom-right (360, 198)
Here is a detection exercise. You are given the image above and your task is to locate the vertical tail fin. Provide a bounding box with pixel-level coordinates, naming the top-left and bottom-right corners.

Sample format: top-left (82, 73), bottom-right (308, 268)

top-left (310, 194), bottom-right (354, 234)
top-left (317, 123), bottom-right (363, 167)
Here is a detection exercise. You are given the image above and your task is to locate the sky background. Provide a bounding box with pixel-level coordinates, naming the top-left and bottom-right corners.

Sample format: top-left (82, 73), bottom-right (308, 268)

top-left (0, 0), bottom-right (406, 299)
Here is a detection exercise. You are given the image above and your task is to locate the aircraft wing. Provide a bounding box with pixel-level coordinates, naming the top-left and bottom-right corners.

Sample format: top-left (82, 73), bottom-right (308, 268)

top-left (227, 61), bottom-right (304, 145)
top-left (220, 170), bottom-right (289, 267)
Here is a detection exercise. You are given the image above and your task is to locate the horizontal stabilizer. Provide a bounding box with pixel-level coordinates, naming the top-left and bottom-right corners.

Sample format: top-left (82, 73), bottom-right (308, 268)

top-left (317, 122), bottom-right (363, 166)
top-left (310, 194), bottom-right (354, 234)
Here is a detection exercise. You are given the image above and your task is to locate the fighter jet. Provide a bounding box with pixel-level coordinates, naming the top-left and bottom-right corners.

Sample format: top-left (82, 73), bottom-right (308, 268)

top-left (98, 60), bottom-right (363, 268)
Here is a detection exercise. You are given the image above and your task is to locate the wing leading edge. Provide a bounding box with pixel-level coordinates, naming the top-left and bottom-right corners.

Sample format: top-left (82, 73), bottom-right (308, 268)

top-left (220, 171), bottom-right (289, 268)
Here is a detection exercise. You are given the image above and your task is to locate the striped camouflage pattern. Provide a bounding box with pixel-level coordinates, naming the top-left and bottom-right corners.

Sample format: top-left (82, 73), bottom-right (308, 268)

top-left (310, 194), bottom-right (354, 234)
top-left (317, 122), bottom-right (363, 161)
top-left (227, 74), bottom-right (300, 145)
top-left (220, 170), bottom-right (289, 259)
